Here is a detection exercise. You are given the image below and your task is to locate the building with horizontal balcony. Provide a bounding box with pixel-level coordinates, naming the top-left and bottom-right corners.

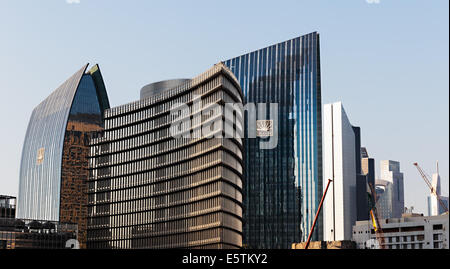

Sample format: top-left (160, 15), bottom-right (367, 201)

top-left (87, 63), bottom-right (244, 249)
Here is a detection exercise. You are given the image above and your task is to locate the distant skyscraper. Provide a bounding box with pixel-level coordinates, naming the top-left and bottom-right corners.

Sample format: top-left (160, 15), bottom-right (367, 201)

top-left (375, 160), bottom-right (405, 219)
top-left (87, 63), bottom-right (244, 249)
top-left (17, 64), bottom-right (110, 248)
top-left (224, 32), bottom-right (323, 247)
top-left (427, 162), bottom-right (449, 216)
top-left (322, 102), bottom-right (357, 241)
top-left (380, 160), bottom-right (405, 218)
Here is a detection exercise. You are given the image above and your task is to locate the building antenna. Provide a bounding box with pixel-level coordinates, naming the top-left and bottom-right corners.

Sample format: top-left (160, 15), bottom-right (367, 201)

top-left (436, 160), bottom-right (439, 174)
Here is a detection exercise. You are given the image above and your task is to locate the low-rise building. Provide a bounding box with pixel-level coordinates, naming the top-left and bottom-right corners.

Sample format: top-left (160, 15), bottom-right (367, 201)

top-left (292, 240), bottom-right (356, 249)
top-left (0, 218), bottom-right (78, 249)
top-left (352, 213), bottom-right (449, 249)
top-left (0, 195), bottom-right (16, 219)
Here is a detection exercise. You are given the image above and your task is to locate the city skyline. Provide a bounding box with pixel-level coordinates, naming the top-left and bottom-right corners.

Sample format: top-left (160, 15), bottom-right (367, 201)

top-left (0, 0), bottom-right (449, 217)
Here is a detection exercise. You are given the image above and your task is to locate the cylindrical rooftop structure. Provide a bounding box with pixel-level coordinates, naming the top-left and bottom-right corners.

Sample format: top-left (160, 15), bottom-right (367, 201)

top-left (140, 79), bottom-right (190, 100)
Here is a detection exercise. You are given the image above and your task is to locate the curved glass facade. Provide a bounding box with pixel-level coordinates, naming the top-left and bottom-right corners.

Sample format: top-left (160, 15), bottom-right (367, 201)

top-left (18, 64), bottom-right (110, 248)
top-left (224, 32), bottom-right (323, 247)
top-left (87, 64), bottom-right (244, 249)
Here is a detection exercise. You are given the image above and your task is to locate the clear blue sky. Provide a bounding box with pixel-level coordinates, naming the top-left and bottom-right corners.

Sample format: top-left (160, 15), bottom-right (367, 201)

top-left (0, 0), bottom-right (448, 215)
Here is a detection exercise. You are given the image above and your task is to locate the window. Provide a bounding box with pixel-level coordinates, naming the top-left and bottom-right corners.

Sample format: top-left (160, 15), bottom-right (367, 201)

top-left (433, 224), bottom-right (443, 230)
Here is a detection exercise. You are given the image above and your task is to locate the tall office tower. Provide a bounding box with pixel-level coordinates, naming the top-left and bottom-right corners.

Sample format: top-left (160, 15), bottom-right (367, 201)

top-left (17, 64), bottom-right (110, 248)
top-left (322, 102), bottom-right (357, 241)
top-left (360, 148), bottom-right (375, 221)
top-left (427, 162), bottom-right (449, 216)
top-left (87, 63), bottom-right (244, 249)
top-left (379, 160), bottom-right (405, 218)
top-left (224, 32), bottom-right (322, 247)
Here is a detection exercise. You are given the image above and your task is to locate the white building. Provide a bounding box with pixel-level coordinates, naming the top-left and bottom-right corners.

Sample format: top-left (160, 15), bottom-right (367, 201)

top-left (353, 213), bottom-right (449, 249)
top-left (427, 162), bottom-right (449, 216)
top-left (322, 102), bottom-right (357, 241)
top-left (378, 160), bottom-right (405, 218)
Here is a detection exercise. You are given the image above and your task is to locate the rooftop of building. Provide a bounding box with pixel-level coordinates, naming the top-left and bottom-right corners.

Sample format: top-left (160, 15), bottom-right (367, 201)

top-left (355, 212), bottom-right (449, 226)
top-left (140, 78), bottom-right (190, 100)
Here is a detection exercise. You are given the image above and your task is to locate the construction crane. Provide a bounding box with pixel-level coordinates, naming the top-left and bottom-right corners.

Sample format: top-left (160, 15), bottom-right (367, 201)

top-left (413, 162), bottom-right (449, 213)
top-left (304, 179), bottom-right (333, 249)
top-left (368, 182), bottom-right (385, 249)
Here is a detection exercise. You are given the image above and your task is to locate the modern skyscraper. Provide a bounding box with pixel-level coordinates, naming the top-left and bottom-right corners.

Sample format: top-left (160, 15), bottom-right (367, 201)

top-left (17, 64), bottom-right (110, 248)
top-left (427, 162), bottom-right (449, 216)
top-left (379, 160), bottom-right (404, 218)
top-left (322, 102), bottom-right (357, 241)
top-left (224, 32), bottom-right (322, 248)
top-left (375, 160), bottom-right (405, 219)
top-left (87, 63), bottom-right (244, 249)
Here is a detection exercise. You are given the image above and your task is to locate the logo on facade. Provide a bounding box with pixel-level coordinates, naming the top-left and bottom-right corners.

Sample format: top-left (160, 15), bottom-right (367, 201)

top-left (36, 148), bottom-right (45, 165)
top-left (256, 120), bottom-right (273, 137)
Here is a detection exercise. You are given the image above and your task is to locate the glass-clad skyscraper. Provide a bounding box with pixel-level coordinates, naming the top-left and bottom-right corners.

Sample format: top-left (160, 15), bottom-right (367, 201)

top-left (17, 64), bottom-right (110, 248)
top-left (224, 32), bottom-right (322, 248)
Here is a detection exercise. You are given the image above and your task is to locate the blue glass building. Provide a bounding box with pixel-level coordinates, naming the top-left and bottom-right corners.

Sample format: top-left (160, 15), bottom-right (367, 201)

top-left (224, 32), bottom-right (322, 248)
top-left (17, 64), bottom-right (109, 248)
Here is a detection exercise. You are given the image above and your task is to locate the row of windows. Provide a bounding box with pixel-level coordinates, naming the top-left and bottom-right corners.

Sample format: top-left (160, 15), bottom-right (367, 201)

top-left (386, 234), bottom-right (426, 243)
top-left (90, 227), bottom-right (241, 249)
top-left (131, 227), bottom-right (242, 249)
top-left (92, 120), bottom-right (242, 158)
top-left (93, 136), bottom-right (242, 175)
top-left (91, 150), bottom-right (242, 182)
top-left (104, 88), bottom-right (227, 141)
top-left (103, 181), bottom-right (239, 214)
top-left (93, 137), bottom-right (224, 168)
top-left (89, 196), bottom-right (242, 230)
top-left (89, 164), bottom-right (242, 197)
top-left (381, 242), bottom-right (444, 249)
top-left (89, 212), bottom-right (241, 242)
